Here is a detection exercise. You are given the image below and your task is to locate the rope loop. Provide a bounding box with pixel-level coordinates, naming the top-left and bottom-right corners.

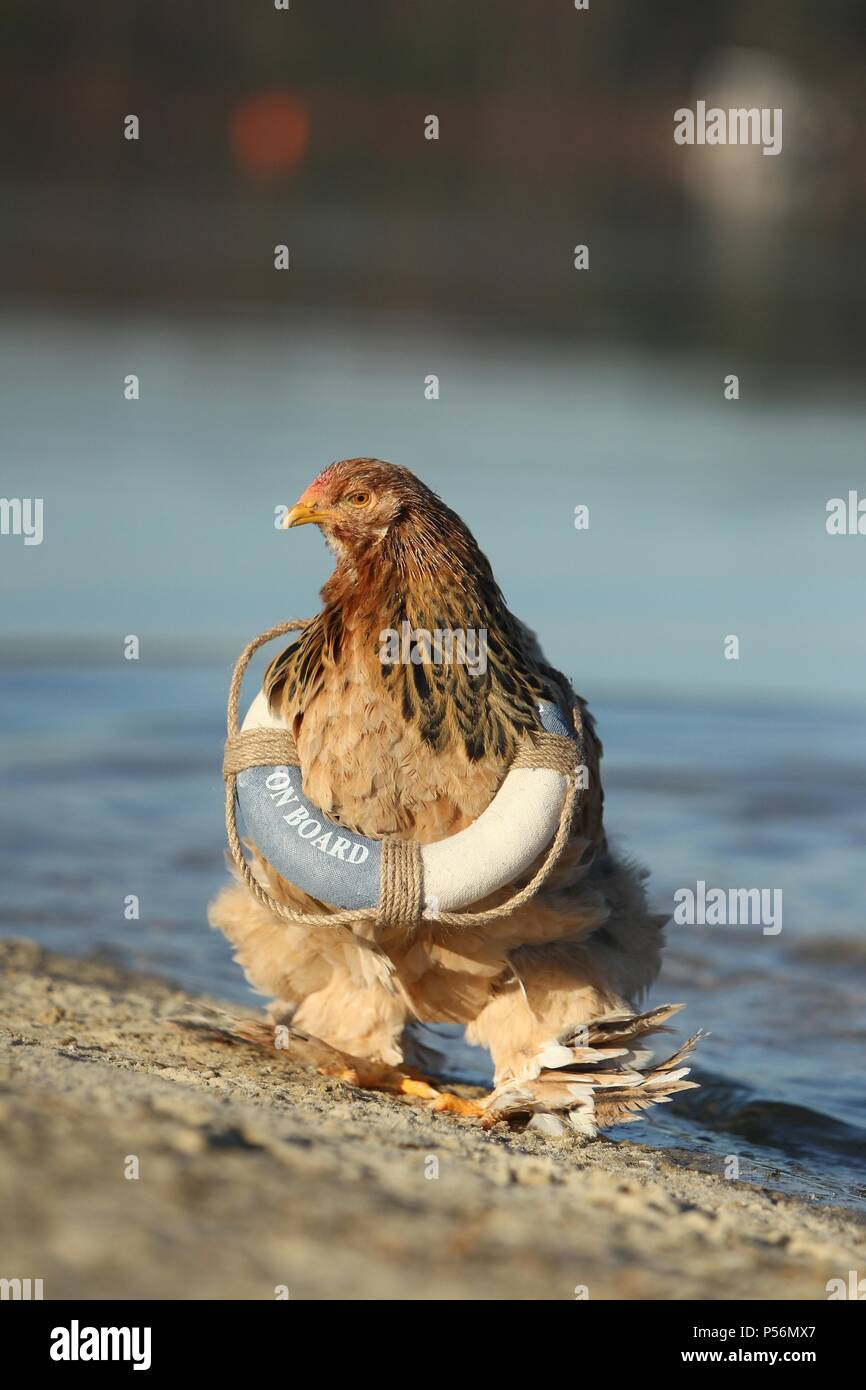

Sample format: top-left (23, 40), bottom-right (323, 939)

top-left (223, 620), bottom-right (584, 932)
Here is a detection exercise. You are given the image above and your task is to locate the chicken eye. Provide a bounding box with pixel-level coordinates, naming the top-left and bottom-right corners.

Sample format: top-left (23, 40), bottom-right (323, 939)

top-left (347, 491), bottom-right (371, 507)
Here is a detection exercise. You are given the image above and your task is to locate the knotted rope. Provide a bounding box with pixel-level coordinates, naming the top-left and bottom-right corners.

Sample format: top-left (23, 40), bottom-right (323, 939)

top-left (223, 620), bottom-right (585, 931)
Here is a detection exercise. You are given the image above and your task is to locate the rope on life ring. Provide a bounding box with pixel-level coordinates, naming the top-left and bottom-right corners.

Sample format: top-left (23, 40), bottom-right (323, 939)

top-left (222, 620), bottom-right (585, 930)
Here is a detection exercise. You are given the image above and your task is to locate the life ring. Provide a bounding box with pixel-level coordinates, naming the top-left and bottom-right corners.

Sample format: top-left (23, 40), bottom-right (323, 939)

top-left (235, 692), bottom-right (580, 916)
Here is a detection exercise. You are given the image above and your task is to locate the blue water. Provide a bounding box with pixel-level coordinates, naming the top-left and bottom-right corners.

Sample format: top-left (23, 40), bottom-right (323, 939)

top-left (2, 663), bottom-right (864, 1211)
top-left (3, 311), bottom-right (866, 704)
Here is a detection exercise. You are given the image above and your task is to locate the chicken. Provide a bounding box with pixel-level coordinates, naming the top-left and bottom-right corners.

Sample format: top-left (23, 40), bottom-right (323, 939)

top-left (209, 458), bottom-right (700, 1135)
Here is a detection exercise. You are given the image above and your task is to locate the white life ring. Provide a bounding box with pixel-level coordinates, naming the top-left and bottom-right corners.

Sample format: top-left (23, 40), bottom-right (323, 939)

top-left (236, 692), bottom-right (579, 917)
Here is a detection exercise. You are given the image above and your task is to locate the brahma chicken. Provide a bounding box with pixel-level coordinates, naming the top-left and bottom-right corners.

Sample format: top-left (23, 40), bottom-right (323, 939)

top-left (209, 459), bottom-right (699, 1135)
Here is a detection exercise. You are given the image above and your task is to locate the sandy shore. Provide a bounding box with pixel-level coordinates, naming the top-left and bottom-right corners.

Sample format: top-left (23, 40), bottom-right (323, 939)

top-left (0, 936), bottom-right (861, 1301)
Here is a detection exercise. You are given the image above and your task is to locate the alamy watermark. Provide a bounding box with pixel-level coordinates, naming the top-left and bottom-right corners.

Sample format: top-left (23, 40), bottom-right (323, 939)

top-left (826, 492), bottom-right (866, 535)
top-left (50, 1321), bottom-right (151, 1370)
top-left (826, 1271), bottom-right (866, 1300)
top-left (674, 101), bottom-right (782, 157)
top-left (0, 497), bottom-right (43, 545)
top-left (674, 880), bottom-right (782, 936)
top-left (379, 621), bottom-right (488, 676)
top-left (0, 1276), bottom-right (43, 1299)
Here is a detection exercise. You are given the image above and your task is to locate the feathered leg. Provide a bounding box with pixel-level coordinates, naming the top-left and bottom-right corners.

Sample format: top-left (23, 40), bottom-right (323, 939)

top-left (432, 1002), bottom-right (701, 1134)
top-left (168, 1003), bottom-right (442, 1097)
top-left (207, 873), bottom-right (450, 1098)
top-left (484, 1007), bottom-right (702, 1135)
top-left (208, 870), bottom-right (409, 1066)
top-left (433, 859), bottom-right (703, 1134)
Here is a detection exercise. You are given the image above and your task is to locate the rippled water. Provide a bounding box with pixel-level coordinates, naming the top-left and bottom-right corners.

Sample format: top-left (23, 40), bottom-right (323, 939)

top-left (2, 663), bottom-right (864, 1211)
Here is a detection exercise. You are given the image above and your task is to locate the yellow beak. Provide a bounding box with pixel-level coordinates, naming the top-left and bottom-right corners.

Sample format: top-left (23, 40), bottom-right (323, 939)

top-left (282, 501), bottom-right (331, 529)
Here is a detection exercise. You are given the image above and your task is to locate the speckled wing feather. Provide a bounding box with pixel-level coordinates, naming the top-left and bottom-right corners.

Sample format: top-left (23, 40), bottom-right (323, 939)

top-left (264, 611), bottom-right (604, 849)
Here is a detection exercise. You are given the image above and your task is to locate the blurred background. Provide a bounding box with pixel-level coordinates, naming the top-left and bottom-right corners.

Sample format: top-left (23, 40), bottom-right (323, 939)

top-left (1, 1), bottom-right (865, 1206)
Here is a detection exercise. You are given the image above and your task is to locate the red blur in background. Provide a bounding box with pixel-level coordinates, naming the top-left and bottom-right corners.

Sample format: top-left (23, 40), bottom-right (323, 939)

top-left (229, 90), bottom-right (309, 180)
